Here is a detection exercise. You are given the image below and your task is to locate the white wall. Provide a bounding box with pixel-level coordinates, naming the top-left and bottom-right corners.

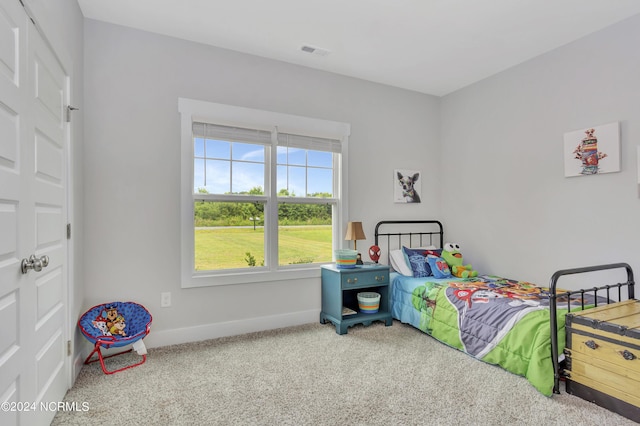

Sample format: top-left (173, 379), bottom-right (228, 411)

top-left (440, 14), bottom-right (640, 288)
top-left (83, 20), bottom-right (441, 345)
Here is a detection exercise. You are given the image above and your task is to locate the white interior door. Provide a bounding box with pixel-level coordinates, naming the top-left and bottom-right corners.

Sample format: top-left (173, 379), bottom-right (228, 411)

top-left (0, 2), bottom-right (69, 425)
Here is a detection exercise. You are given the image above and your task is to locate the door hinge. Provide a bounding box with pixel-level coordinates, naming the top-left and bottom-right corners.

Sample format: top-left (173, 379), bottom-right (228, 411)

top-left (67, 340), bottom-right (72, 356)
top-left (66, 105), bottom-right (79, 122)
top-left (67, 223), bottom-right (71, 239)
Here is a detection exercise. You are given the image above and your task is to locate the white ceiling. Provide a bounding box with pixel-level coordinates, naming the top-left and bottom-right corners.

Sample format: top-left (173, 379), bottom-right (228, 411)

top-left (77, 0), bottom-right (640, 96)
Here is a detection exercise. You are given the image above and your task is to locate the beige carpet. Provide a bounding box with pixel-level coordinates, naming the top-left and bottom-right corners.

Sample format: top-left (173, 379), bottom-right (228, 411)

top-left (53, 321), bottom-right (635, 425)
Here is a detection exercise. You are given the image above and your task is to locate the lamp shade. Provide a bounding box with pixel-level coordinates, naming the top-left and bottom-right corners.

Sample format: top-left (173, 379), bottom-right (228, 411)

top-left (344, 221), bottom-right (366, 242)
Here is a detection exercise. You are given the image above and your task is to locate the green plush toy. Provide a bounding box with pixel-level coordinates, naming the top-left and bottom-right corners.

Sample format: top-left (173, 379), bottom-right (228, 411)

top-left (442, 242), bottom-right (478, 278)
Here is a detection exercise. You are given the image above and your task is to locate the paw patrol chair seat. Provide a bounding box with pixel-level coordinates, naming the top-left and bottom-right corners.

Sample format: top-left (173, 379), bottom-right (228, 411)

top-left (78, 301), bottom-right (152, 374)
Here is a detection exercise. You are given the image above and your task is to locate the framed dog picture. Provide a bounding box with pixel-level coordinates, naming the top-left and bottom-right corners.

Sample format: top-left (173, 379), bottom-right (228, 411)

top-left (394, 169), bottom-right (422, 203)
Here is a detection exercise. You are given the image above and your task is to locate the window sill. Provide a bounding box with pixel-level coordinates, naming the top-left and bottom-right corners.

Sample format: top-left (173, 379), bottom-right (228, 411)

top-left (182, 265), bottom-right (325, 288)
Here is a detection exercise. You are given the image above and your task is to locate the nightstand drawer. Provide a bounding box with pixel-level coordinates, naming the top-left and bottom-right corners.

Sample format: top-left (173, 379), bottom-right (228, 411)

top-left (341, 269), bottom-right (388, 289)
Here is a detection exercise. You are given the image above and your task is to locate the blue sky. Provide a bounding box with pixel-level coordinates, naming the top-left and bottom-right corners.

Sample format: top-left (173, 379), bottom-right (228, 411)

top-left (194, 138), bottom-right (333, 196)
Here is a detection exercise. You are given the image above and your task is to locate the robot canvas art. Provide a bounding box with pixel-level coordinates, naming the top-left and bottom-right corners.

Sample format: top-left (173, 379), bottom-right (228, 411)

top-left (563, 122), bottom-right (620, 177)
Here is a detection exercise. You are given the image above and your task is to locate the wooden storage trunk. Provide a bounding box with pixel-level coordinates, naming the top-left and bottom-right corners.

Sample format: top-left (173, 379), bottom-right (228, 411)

top-left (565, 299), bottom-right (640, 422)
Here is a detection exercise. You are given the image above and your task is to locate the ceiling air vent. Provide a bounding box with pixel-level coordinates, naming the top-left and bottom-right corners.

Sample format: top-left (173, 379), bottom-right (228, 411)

top-left (300, 45), bottom-right (330, 56)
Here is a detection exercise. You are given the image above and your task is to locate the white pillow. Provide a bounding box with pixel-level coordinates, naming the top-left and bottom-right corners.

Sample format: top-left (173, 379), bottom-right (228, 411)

top-left (389, 249), bottom-right (413, 276)
top-left (389, 246), bottom-right (437, 277)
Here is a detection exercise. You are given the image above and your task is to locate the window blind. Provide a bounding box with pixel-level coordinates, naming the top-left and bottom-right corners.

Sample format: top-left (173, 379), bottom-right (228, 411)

top-left (277, 132), bottom-right (341, 153)
top-left (192, 122), bottom-right (272, 145)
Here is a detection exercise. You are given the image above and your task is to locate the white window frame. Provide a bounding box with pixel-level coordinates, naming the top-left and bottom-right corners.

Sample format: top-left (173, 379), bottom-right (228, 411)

top-left (179, 98), bottom-right (351, 288)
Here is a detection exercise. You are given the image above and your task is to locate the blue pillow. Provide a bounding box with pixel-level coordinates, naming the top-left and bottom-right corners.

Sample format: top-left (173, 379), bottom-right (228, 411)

top-left (427, 255), bottom-right (452, 279)
top-left (402, 247), bottom-right (442, 277)
top-left (405, 252), bottom-right (430, 278)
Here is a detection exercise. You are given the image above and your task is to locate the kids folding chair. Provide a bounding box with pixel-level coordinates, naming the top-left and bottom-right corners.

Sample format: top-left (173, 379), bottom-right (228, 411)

top-left (78, 301), bottom-right (152, 374)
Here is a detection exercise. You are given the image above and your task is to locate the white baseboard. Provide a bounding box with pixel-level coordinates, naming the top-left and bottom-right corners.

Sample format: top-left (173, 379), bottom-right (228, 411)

top-left (142, 309), bottom-right (320, 349)
top-left (72, 352), bottom-right (84, 380)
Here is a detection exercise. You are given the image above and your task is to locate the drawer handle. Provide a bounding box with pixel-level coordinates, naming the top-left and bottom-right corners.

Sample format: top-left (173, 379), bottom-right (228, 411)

top-left (620, 350), bottom-right (637, 361)
top-left (584, 340), bottom-right (598, 350)
top-left (375, 275), bottom-right (385, 282)
top-left (347, 278), bottom-right (358, 284)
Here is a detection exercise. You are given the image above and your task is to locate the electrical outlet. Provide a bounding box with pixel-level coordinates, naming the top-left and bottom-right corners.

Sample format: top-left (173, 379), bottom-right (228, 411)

top-left (161, 292), bottom-right (171, 308)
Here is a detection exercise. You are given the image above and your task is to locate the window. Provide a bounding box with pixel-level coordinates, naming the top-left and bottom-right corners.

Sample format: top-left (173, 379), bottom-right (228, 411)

top-left (179, 98), bottom-right (350, 287)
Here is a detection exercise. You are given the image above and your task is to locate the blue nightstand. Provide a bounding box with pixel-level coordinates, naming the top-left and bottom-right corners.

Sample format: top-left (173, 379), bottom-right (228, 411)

top-left (320, 264), bottom-right (392, 335)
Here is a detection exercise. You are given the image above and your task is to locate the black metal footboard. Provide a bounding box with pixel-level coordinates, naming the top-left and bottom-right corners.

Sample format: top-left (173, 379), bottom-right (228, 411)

top-left (549, 263), bottom-right (635, 394)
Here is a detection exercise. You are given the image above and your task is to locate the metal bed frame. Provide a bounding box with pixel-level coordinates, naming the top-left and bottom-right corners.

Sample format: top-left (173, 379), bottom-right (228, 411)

top-left (374, 220), bottom-right (444, 262)
top-left (374, 220), bottom-right (635, 395)
top-left (549, 263), bottom-right (634, 393)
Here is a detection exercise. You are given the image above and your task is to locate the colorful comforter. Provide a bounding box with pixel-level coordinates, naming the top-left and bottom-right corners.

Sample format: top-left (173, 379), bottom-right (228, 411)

top-left (391, 273), bottom-right (594, 396)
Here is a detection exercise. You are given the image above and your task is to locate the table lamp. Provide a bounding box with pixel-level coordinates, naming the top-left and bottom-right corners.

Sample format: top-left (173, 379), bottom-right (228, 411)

top-left (345, 221), bottom-right (366, 264)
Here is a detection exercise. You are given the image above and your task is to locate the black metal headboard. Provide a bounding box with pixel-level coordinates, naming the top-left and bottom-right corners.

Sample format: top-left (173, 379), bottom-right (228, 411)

top-left (374, 220), bottom-right (444, 264)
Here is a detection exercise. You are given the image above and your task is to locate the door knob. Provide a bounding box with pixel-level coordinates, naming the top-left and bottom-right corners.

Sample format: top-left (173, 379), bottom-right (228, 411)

top-left (21, 255), bottom-right (49, 274)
